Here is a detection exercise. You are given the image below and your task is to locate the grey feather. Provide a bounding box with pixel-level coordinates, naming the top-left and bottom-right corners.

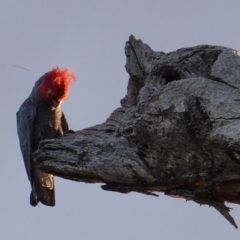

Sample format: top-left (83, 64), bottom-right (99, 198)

top-left (17, 75), bottom-right (69, 207)
top-left (17, 99), bottom-right (36, 183)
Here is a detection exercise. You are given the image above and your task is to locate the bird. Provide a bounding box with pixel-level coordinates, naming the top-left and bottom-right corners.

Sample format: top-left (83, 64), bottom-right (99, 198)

top-left (17, 67), bottom-right (76, 206)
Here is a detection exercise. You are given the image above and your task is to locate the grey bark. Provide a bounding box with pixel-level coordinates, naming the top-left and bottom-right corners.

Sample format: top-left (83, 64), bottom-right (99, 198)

top-left (34, 35), bottom-right (240, 229)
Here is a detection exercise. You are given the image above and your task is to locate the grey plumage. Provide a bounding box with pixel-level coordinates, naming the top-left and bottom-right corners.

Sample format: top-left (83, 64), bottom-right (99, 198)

top-left (17, 73), bottom-right (70, 206)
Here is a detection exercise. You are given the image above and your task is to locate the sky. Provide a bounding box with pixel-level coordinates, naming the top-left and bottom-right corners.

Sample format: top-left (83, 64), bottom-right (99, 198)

top-left (1, 1), bottom-right (240, 239)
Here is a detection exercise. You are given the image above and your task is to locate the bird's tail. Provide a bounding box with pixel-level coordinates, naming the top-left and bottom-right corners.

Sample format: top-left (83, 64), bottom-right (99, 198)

top-left (30, 170), bottom-right (55, 207)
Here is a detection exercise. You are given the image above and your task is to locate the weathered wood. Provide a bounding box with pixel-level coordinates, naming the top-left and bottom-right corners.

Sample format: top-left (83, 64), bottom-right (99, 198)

top-left (34, 35), bottom-right (240, 228)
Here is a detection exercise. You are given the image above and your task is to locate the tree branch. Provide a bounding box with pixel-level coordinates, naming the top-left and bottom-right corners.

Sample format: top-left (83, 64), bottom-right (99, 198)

top-left (34, 35), bottom-right (240, 228)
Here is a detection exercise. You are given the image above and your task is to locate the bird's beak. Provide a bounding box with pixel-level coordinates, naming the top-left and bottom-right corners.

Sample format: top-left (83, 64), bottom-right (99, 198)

top-left (51, 100), bottom-right (62, 108)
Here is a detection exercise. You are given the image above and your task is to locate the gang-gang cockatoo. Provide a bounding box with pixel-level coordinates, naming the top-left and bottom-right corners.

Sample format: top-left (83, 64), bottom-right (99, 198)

top-left (17, 67), bottom-right (76, 206)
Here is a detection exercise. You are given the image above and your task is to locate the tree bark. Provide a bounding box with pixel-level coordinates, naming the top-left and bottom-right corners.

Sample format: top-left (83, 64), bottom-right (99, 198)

top-left (34, 35), bottom-right (240, 229)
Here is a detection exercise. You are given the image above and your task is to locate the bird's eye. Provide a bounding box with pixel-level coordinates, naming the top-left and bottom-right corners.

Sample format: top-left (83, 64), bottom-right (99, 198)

top-left (47, 92), bottom-right (51, 97)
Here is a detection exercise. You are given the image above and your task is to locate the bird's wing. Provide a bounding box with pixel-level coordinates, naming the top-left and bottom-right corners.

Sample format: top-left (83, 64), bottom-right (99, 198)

top-left (17, 99), bottom-right (36, 183)
top-left (61, 111), bottom-right (69, 133)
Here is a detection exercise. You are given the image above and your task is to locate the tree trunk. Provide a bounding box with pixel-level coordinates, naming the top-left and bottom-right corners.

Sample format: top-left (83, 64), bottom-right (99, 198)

top-left (34, 35), bottom-right (240, 229)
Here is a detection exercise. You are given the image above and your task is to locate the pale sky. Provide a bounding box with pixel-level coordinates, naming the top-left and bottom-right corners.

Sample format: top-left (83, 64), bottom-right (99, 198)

top-left (1, 1), bottom-right (240, 239)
